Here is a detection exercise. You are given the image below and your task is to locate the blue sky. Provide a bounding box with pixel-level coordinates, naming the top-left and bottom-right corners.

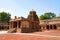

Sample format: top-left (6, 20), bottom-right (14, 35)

top-left (0, 0), bottom-right (60, 18)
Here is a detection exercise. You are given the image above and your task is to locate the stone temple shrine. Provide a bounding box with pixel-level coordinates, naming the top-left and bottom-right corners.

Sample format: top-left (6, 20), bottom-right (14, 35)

top-left (8, 10), bottom-right (60, 33)
top-left (8, 10), bottom-right (41, 33)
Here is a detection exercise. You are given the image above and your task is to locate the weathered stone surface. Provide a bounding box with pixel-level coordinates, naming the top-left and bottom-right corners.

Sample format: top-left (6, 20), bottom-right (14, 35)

top-left (27, 10), bottom-right (40, 32)
top-left (8, 10), bottom-right (60, 33)
top-left (8, 28), bottom-right (16, 33)
top-left (8, 10), bottom-right (40, 33)
top-left (28, 10), bottom-right (39, 22)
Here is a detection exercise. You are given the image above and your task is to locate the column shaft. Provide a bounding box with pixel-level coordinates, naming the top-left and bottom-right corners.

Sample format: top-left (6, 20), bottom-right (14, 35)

top-left (12, 22), bottom-right (14, 28)
top-left (17, 21), bottom-right (19, 28)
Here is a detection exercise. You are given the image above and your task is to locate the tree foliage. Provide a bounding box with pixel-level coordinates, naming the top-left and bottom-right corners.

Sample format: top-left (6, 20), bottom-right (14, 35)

top-left (55, 14), bottom-right (60, 18)
top-left (0, 12), bottom-right (11, 22)
top-left (39, 12), bottom-right (56, 20)
top-left (39, 15), bottom-right (45, 20)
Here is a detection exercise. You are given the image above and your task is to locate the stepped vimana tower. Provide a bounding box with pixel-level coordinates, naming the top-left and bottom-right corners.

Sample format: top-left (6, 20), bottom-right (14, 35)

top-left (8, 10), bottom-right (41, 33)
top-left (27, 10), bottom-right (40, 31)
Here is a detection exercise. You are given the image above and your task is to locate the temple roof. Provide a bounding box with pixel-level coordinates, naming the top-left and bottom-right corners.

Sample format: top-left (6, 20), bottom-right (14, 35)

top-left (9, 16), bottom-right (29, 22)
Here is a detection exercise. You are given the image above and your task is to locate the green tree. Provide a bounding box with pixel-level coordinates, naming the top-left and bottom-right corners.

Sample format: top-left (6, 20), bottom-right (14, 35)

top-left (0, 12), bottom-right (11, 22)
top-left (55, 14), bottom-right (60, 18)
top-left (39, 15), bottom-right (45, 20)
top-left (44, 12), bottom-right (56, 19)
top-left (39, 12), bottom-right (56, 20)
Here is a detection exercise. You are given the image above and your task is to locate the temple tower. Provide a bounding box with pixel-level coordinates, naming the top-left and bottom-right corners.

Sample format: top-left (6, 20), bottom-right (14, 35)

top-left (28, 10), bottom-right (39, 22)
top-left (27, 10), bottom-right (40, 31)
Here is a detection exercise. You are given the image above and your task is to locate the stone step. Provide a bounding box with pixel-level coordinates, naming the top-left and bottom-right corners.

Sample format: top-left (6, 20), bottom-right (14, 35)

top-left (8, 28), bottom-right (17, 33)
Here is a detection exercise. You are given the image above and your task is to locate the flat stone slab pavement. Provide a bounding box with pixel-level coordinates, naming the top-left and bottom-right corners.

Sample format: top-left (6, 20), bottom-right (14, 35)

top-left (0, 30), bottom-right (60, 40)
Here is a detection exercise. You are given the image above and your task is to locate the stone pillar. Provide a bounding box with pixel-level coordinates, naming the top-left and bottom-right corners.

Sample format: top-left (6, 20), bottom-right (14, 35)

top-left (11, 22), bottom-right (12, 28)
top-left (49, 25), bottom-right (50, 30)
top-left (41, 27), bottom-right (43, 30)
top-left (17, 21), bottom-right (19, 28)
top-left (12, 22), bottom-right (14, 28)
top-left (44, 26), bottom-right (46, 30)
top-left (52, 25), bottom-right (54, 30)
top-left (21, 21), bottom-right (23, 28)
top-left (9, 22), bottom-right (11, 29)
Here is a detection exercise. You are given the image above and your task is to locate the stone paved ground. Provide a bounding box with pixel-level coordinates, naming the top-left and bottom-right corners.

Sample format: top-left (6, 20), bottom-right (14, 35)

top-left (33, 30), bottom-right (60, 36)
top-left (0, 31), bottom-right (7, 34)
top-left (0, 30), bottom-right (60, 40)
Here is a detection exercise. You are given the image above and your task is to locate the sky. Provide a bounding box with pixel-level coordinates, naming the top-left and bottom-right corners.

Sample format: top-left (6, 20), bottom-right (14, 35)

top-left (0, 0), bottom-right (60, 18)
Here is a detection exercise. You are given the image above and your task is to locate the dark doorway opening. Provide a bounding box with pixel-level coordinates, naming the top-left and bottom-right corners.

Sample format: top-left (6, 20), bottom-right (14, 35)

top-left (39, 26), bottom-right (41, 29)
top-left (50, 25), bottom-right (52, 29)
top-left (46, 25), bottom-right (49, 30)
top-left (18, 21), bottom-right (21, 28)
top-left (7, 26), bottom-right (9, 29)
top-left (40, 26), bottom-right (41, 29)
top-left (39, 26), bottom-right (42, 31)
top-left (54, 25), bottom-right (57, 29)
top-left (2, 26), bottom-right (4, 30)
top-left (0, 26), bottom-right (1, 30)
top-left (13, 22), bottom-right (17, 28)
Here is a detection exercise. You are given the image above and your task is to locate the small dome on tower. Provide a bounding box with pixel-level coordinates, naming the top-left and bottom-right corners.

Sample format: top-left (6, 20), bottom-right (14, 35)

top-left (29, 9), bottom-right (36, 15)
